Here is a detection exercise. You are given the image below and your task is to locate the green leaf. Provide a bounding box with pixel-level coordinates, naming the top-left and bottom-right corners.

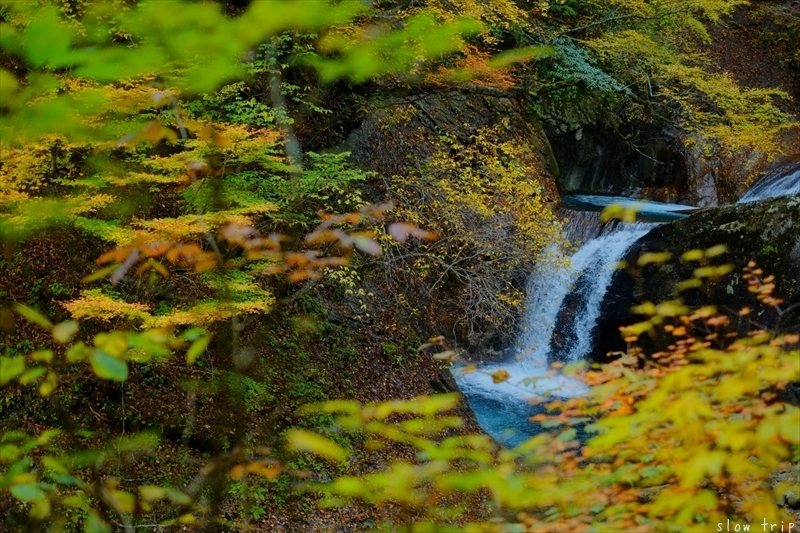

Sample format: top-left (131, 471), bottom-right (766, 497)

top-left (21, 10), bottom-right (74, 68)
top-left (66, 342), bottom-right (91, 363)
top-left (2, 457), bottom-right (32, 487)
top-left (166, 488), bottom-right (192, 505)
top-left (18, 366), bottom-right (47, 385)
top-left (52, 321), bottom-right (79, 344)
top-left (0, 68), bottom-right (18, 106)
top-left (115, 432), bottom-right (159, 453)
top-left (82, 265), bottom-right (119, 284)
top-left (85, 512), bottom-right (111, 533)
top-left (13, 304), bottom-right (52, 329)
top-left (557, 428), bottom-right (577, 442)
top-left (29, 497), bottom-right (51, 519)
top-left (186, 336), bottom-right (210, 365)
top-left (37, 429), bottom-right (61, 445)
top-left (42, 456), bottom-right (68, 475)
top-left (179, 327), bottom-right (207, 341)
top-left (0, 444), bottom-right (20, 462)
top-left (89, 351), bottom-right (129, 382)
top-left (10, 483), bottom-right (45, 502)
top-left (540, 420), bottom-right (563, 429)
top-left (487, 45), bottom-right (556, 69)
top-left (62, 493), bottom-right (87, 507)
top-left (286, 429), bottom-right (348, 462)
top-left (0, 356), bottom-right (26, 385)
top-left (1, 431), bottom-right (28, 443)
top-left (563, 361), bottom-right (586, 376)
top-left (31, 350), bottom-right (53, 363)
top-left (47, 473), bottom-right (84, 487)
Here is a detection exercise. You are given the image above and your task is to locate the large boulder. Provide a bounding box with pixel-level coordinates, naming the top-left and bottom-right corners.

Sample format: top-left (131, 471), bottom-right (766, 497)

top-left (595, 193), bottom-right (800, 360)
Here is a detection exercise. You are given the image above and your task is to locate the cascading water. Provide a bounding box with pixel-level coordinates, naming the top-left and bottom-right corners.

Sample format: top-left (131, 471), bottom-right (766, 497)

top-left (738, 165), bottom-right (800, 203)
top-left (454, 210), bottom-right (657, 446)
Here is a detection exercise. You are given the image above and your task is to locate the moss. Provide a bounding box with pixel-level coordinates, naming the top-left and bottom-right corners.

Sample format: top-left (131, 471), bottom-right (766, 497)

top-left (381, 342), bottom-right (399, 357)
top-left (719, 220), bottom-right (746, 233)
top-left (759, 243), bottom-right (779, 257)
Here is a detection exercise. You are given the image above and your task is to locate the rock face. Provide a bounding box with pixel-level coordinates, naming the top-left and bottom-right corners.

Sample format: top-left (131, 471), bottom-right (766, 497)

top-left (550, 123), bottom-right (694, 204)
top-left (595, 193), bottom-right (800, 360)
top-left (345, 89), bottom-right (559, 199)
top-left (343, 89), bottom-right (560, 353)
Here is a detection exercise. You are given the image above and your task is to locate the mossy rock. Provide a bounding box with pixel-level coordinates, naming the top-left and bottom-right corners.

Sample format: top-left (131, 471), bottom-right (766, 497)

top-left (595, 193), bottom-right (800, 360)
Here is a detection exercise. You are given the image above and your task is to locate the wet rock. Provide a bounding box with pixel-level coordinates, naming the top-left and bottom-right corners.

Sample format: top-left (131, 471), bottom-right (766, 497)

top-left (344, 90), bottom-right (560, 352)
top-left (430, 367), bottom-right (460, 394)
top-left (549, 123), bottom-right (694, 204)
top-left (638, 485), bottom-right (668, 503)
top-left (596, 193), bottom-right (800, 364)
top-left (786, 490), bottom-right (800, 509)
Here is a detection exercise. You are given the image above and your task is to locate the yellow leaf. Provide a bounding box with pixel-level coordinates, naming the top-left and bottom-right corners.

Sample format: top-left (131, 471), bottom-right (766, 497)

top-left (631, 301), bottom-right (657, 315)
top-left (286, 429), bottom-right (347, 462)
top-left (39, 371), bottom-right (57, 396)
top-left (138, 485), bottom-right (165, 502)
top-left (186, 335), bottom-right (210, 365)
top-left (491, 369), bottom-right (511, 384)
top-left (637, 252), bottom-right (672, 266)
top-left (681, 249), bottom-right (704, 262)
top-left (432, 350), bottom-right (457, 361)
top-left (705, 244), bottom-right (727, 257)
top-left (31, 350), bottom-right (53, 363)
top-left (52, 321), bottom-right (79, 344)
top-left (107, 489), bottom-right (135, 514)
top-left (676, 278), bottom-right (702, 291)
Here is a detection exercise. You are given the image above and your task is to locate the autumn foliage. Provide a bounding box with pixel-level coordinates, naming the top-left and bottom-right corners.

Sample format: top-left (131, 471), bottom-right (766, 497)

top-left (300, 249), bottom-right (800, 533)
top-left (1, 1), bottom-right (798, 532)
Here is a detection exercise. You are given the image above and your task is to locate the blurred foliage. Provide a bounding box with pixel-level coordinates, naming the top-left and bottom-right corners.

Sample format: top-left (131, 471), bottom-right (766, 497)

top-left (1, 0), bottom-right (798, 531)
top-left (0, 0), bottom-right (463, 529)
top-left (298, 247), bottom-right (800, 532)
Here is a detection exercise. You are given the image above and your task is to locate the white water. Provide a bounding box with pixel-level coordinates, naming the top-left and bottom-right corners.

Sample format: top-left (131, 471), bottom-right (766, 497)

top-left (739, 168), bottom-right (800, 203)
top-left (454, 215), bottom-right (655, 445)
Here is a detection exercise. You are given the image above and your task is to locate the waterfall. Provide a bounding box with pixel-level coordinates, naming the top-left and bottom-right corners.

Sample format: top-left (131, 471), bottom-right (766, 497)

top-left (739, 165), bottom-right (800, 203)
top-left (454, 211), bottom-right (656, 445)
top-left (549, 221), bottom-right (656, 364)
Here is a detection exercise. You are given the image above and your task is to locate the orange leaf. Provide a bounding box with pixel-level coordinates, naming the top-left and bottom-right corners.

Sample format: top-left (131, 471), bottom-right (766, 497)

top-left (288, 270), bottom-right (312, 282)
